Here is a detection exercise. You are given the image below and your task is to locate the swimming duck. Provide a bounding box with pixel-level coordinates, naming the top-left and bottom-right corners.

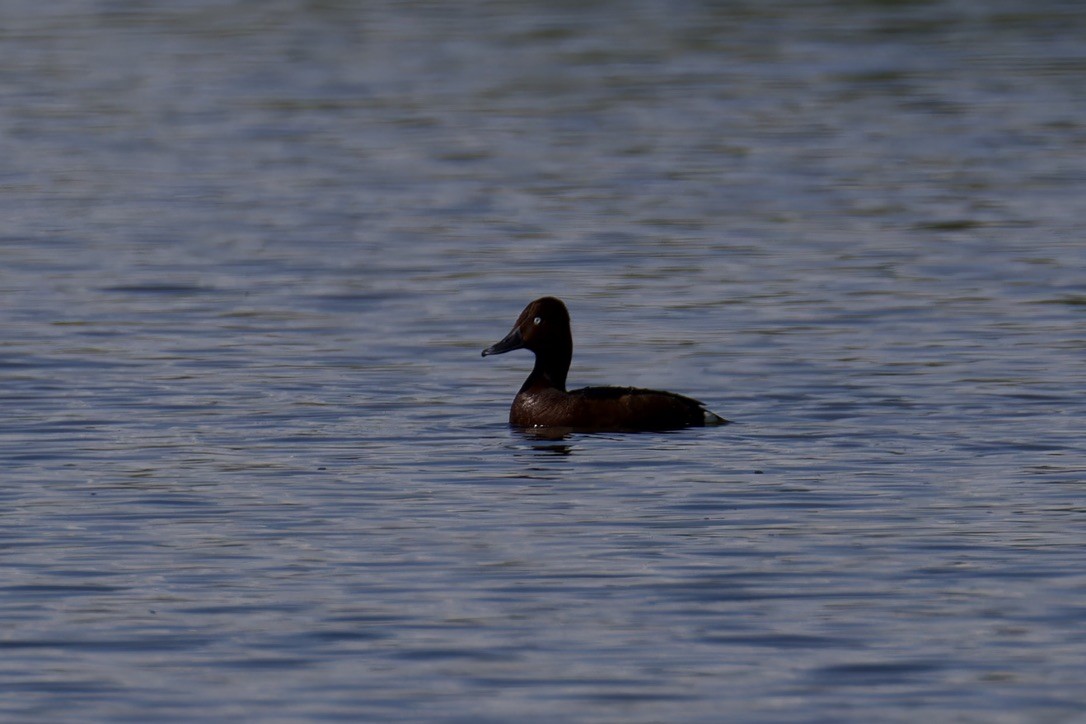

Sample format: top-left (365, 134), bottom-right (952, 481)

top-left (482, 297), bottom-right (727, 430)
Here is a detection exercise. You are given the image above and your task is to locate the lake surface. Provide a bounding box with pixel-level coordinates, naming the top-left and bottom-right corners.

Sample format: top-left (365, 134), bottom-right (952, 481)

top-left (2, 0), bottom-right (1084, 721)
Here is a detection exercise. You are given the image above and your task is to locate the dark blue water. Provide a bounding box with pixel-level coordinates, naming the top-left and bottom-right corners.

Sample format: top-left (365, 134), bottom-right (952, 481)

top-left (2, 1), bottom-right (1084, 721)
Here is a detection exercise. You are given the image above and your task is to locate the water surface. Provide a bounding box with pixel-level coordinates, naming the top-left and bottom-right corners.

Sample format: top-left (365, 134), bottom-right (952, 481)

top-left (2, 1), bottom-right (1084, 721)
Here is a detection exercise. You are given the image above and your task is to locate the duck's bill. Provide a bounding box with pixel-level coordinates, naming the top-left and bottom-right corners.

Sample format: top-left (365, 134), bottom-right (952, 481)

top-left (482, 328), bottom-right (523, 356)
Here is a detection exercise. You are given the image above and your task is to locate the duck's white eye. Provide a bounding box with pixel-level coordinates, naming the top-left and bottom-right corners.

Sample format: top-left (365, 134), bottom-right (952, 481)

top-left (533, 316), bottom-right (542, 325)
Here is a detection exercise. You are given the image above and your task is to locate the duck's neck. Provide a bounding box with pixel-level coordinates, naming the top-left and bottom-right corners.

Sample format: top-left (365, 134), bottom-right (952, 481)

top-left (520, 343), bottom-right (571, 394)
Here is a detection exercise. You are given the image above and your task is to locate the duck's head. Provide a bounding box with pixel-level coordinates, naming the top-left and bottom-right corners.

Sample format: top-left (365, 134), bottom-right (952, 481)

top-left (482, 296), bottom-right (571, 358)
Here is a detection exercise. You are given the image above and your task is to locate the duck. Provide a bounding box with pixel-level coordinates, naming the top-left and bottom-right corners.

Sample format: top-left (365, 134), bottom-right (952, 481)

top-left (482, 297), bottom-right (727, 431)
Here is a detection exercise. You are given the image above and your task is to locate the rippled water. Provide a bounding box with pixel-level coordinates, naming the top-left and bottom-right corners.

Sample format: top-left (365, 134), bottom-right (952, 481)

top-left (2, 1), bottom-right (1085, 721)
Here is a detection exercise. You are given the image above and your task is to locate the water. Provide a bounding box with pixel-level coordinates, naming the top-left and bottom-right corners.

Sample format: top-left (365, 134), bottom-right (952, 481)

top-left (2, 0), bottom-right (1084, 720)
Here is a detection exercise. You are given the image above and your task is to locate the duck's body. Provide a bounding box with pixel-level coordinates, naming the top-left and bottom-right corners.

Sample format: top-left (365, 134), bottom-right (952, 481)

top-left (510, 384), bottom-right (722, 431)
top-left (482, 297), bottom-right (726, 431)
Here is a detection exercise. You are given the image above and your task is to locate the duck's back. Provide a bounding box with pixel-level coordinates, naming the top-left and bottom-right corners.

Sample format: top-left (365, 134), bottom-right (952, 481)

top-left (572, 386), bottom-right (725, 430)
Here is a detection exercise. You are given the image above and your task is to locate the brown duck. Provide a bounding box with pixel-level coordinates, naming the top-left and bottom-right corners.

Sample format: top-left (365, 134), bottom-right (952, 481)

top-left (482, 297), bottom-right (727, 431)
